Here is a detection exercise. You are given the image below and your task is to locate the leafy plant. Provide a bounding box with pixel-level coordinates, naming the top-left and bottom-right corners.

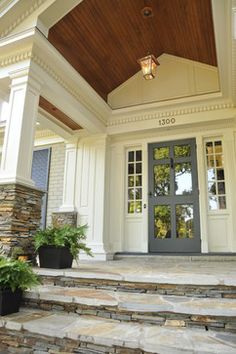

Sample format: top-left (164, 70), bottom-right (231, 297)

top-left (0, 257), bottom-right (40, 292)
top-left (11, 246), bottom-right (24, 260)
top-left (34, 224), bottom-right (92, 259)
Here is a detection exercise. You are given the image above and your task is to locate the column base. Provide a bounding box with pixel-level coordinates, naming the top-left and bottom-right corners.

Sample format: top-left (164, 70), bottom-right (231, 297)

top-left (51, 211), bottom-right (77, 227)
top-left (0, 183), bottom-right (43, 259)
top-left (78, 242), bottom-right (114, 261)
top-left (77, 252), bottom-right (114, 261)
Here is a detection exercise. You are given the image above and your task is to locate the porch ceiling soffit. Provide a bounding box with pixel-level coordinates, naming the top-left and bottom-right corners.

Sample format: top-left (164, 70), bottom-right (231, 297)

top-left (106, 0), bottom-right (236, 132)
top-left (0, 28), bottom-right (109, 134)
top-left (37, 109), bottom-right (73, 140)
top-left (37, 108), bottom-right (76, 141)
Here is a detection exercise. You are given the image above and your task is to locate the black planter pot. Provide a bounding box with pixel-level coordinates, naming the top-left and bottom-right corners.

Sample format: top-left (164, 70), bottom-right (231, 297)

top-left (0, 288), bottom-right (22, 316)
top-left (38, 246), bottom-right (73, 269)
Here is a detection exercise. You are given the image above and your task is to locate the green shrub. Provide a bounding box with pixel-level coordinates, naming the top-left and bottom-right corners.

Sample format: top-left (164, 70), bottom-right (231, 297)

top-left (0, 257), bottom-right (40, 292)
top-left (34, 224), bottom-right (92, 259)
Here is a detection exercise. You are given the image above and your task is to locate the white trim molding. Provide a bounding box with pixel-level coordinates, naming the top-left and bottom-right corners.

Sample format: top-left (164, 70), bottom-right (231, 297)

top-left (0, 0), bottom-right (46, 38)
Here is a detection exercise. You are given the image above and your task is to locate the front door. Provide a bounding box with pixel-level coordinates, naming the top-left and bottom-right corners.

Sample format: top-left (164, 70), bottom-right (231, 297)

top-left (148, 138), bottom-right (201, 252)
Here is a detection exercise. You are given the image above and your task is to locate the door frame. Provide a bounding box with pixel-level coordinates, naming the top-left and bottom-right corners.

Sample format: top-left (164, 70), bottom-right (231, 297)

top-left (148, 138), bottom-right (201, 253)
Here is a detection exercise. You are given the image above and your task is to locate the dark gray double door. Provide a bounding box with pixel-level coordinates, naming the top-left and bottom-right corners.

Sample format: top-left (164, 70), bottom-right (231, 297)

top-left (148, 138), bottom-right (201, 253)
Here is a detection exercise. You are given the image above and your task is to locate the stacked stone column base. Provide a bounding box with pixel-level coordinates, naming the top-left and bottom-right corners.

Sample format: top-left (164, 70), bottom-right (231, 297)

top-left (0, 183), bottom-right (43, 259)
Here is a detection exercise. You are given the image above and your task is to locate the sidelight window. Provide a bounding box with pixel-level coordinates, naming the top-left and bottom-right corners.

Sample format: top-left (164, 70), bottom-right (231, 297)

top-left (127, 149), bottom-right (143, 214)
top-left (205, 139), bottom-right (227, 210)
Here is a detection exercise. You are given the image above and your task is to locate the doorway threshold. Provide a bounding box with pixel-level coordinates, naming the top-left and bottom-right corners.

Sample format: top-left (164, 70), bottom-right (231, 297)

top-left (114, 252), bottom-right (236, 261)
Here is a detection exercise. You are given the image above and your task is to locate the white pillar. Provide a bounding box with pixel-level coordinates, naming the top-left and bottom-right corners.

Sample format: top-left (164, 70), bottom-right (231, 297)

top-left (0, 69), bottom-right (41, 187)
top-left (59, 137), bottom-right (78, 212)
top-left (78, 135), bottom-right (113, 261)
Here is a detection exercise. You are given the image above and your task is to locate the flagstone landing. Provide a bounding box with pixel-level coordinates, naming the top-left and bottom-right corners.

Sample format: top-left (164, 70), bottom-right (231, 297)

top-left (34, 258), bottom-right (236, 286)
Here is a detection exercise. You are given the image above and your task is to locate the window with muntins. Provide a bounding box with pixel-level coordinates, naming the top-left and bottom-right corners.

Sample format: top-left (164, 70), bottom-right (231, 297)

top-left (205, 139), bottom-right (226, 210)
top-left (127, 149), bottom-right (143, 214)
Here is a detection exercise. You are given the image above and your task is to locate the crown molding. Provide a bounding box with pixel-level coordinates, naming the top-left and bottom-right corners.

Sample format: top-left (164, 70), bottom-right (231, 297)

top-left (0, 0), bottom-right (46, 38)
top-left (0, 49), bottom-right (32, 67)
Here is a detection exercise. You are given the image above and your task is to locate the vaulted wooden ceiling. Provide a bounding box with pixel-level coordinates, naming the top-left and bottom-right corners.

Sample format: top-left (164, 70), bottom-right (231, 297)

top-left (48, 0), bottom-right (217, 101)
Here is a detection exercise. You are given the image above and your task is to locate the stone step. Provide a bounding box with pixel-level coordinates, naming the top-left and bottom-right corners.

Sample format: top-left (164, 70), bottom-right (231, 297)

top-left (23, 285), bottom-right (236, 332)
top-left (0, 309), bottom-right (236, 354)
top-left (35, 266), bottom-right (236, 298)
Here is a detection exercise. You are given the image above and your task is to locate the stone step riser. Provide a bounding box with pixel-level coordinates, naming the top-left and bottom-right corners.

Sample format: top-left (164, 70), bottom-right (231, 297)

top-left (40, 275), bottom-right (236, 299)
top-left (22, 298), bottom-right (236, 333)
top-left (0, 328), bottom-right (147, 354)
top-left (1, 309), bottom-right (236, 354)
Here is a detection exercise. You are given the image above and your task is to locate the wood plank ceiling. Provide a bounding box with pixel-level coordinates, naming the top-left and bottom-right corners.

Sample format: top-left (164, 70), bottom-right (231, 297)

top-left (48, 0), bottom-right (217, 101)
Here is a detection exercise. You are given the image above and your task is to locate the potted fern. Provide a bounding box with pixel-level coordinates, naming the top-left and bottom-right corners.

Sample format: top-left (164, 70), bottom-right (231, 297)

top-left (0, 256), bottom-right (40, 315)
top-left (34, 224), bottom-right (92, 269)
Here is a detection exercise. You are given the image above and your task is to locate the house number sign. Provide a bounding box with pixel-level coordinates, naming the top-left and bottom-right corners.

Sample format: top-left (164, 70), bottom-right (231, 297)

top-left (158, 117), bottom-right (176, 126)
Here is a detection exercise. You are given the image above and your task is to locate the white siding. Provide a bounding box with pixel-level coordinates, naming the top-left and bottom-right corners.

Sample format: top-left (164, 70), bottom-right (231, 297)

top-left (46, 143), bottom-right (65, 226)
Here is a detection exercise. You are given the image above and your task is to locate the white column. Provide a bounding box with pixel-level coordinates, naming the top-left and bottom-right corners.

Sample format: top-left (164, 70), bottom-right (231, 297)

top-left (59, 137), bottom-right (78, 212)
top-left (78, 135), bottom-right (113, 261)
top-left (0, 69), bottom-right (41, 187)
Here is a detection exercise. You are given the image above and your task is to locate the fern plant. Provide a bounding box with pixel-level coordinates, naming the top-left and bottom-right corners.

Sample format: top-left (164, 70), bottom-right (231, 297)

top-left (34, 224), bottom-right (92, 259)
top-left (0, 257), bottom-right (40, 292)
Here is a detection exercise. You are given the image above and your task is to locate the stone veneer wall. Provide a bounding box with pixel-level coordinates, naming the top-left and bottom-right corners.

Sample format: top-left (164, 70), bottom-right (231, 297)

top-left (46, 143), bottom-right (65, 226)
top-left (0, 183), bottom-right (43, 255)
top-left (52, 211), bottom-right (77, 227)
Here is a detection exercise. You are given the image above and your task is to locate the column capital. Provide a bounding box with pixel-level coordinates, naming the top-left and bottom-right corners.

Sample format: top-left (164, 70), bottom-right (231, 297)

top-left (64, 136), bottom-right (79, 148)
top-left (9, 67), bottom-right (44, 93)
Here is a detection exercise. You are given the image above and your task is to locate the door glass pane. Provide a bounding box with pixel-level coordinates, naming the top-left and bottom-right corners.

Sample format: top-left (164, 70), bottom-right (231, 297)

top-left (175, 162), bottom-right (192, 195)
top-left (214, 141), bottom-right (222, 153)
top-left (207, 155), bottom-right (214, 168)
top-left (219, 196), bottom-right (226, 209)
top-left (208, 182), bottom-right (216, 195)
top-left (209, 196), bottom-right (217, 210)
top-left (136, 150), bottom-right (142, 161)
top-left (154, 205), bottom-right (171, 239)
top-left (135, 188), bottom-right (142, 199)
top-left (128, 163), bottom-right (134, 174)
top-left (206, 142), bottom-right (213, 154)
top-left (176, 204), bottom-right (194, 239)
top-left (153, 147), bottom-right (169, 160)
top-left (128, 201), bottom-right (142, 214)
top-left (128, 188), bottom-right (135, 200)
top-left (216, 169), bottom-right (224, 180)
top-left (154, 165), bottom-right (170, 196)
top-left (174, 144), bottom-right (191, 157)
top-left (207, 168), bottom-right (215, 181)
top-left (136, 163), bottom-right (142, 173)
top-left (136, 175), bottom-right (142, 186)
top-left (218, 182), bottom-right (225, 195)
top-left (128, 176), bottom-right (134, 187)
top-left (128, 151), bottom-right (134, 162)
top-left (215, 155), bottom-right (223, 167)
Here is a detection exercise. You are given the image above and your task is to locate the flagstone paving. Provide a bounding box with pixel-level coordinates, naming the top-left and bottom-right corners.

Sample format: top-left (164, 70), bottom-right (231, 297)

top-left (24, 284), bottom-right (236, 317)
top-left (34, 258), bottom-right (236, 286)
top-left (1, 309), bottom-right (236, 354)
top-left (1, 258), bottom-right (236, 353)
